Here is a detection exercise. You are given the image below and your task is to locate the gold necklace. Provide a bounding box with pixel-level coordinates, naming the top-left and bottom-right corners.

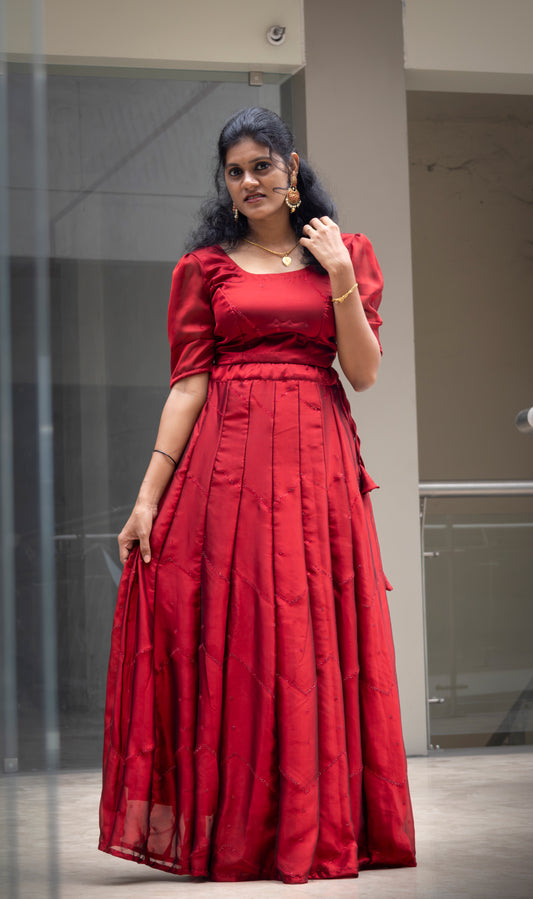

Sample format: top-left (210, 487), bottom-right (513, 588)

top-left (243, 237), bottom-right (300, 267)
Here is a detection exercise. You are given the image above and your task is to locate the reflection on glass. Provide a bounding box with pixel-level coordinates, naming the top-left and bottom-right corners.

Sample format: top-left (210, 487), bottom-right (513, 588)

top-left (1, 8), bottom-right (20, 896)
top-left (5, 64), bottom-right (288, 771)
top-left (423, 495), bottom-right (533, 748)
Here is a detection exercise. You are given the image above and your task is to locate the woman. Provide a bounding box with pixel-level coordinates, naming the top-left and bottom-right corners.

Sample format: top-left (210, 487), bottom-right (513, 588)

top-left (99, 107), bottom-right (416, 883)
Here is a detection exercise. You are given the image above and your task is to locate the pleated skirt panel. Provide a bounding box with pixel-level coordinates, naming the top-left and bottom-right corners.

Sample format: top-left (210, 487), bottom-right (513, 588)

top-left (98, 361), bottom-right (416, 883)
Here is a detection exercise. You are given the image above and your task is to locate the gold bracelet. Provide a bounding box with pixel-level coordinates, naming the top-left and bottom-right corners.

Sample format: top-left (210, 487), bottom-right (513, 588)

top-left (331, 282), bottom-right (358, 304)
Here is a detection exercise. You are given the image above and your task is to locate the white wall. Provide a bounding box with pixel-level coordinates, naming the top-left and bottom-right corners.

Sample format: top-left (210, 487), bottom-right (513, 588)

top-left (304, 0), bottom-right (428, 755)
top-left (404, 0), bottom-right (533, 92)
top-left (6, 0), bottom-right (304, 72)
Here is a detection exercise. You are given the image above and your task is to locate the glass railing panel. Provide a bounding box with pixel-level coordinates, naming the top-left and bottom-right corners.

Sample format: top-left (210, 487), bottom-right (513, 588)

top-left (422, 492), bottom-right (533, 748)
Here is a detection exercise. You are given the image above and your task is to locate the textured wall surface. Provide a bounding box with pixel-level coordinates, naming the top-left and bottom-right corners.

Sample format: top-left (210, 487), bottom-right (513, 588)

top-left (408, 91), bottom-right (533, 481)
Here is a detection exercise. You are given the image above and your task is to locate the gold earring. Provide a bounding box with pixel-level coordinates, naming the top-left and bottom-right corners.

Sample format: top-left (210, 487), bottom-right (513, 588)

top-left (285, 171), bottom-right (301, 213)
top-left (232, 203), bottom-right (239, 221)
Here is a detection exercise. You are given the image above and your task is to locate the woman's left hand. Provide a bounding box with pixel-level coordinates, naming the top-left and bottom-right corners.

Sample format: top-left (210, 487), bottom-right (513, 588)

top-left (299, 216), bottom-right (352, 275)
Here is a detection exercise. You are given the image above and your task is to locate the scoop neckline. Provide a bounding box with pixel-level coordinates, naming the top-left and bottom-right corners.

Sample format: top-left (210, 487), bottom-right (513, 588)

top-left (215, 244), bottom-right (309, 276)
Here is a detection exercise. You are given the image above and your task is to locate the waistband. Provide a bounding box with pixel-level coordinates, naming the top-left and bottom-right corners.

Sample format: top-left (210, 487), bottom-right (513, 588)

top-left (210, 361), bottom-right (339, 385)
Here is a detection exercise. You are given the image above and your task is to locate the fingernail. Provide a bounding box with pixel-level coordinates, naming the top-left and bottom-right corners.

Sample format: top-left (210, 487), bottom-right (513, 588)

top-left (144, 555), bottom-right (150, 563)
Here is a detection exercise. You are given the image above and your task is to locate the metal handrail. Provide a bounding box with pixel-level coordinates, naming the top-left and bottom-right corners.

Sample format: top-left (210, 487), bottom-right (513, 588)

top-left (419, 480), bottom-right (533, 497)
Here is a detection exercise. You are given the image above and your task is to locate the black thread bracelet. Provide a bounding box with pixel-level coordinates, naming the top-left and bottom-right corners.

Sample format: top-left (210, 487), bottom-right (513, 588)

top-left (153, 449), bottom-right (177, 467)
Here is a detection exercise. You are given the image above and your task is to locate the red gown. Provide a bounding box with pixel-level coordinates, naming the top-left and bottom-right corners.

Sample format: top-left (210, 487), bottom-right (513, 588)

top-left (98, 234), bottom-right (416, 883)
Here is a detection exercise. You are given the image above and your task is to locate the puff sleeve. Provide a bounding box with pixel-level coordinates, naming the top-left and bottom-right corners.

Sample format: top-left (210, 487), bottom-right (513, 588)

top-left (167, 253), bottom-right (216, 386)
top-left (346, 233), bottom-right (384, 353)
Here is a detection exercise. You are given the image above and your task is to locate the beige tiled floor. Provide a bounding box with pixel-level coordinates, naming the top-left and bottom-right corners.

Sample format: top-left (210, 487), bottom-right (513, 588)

top-left (1, 748), bottom-right (532, 898)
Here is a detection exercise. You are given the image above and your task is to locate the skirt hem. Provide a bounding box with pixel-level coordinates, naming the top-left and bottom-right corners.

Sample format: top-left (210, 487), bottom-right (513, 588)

top-left (98, 842), bottom-right (415, 883)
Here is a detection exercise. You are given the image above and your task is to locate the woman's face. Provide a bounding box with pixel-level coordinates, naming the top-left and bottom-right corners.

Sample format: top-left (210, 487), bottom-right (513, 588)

top-left (224, 137), bottom-right (298, 224)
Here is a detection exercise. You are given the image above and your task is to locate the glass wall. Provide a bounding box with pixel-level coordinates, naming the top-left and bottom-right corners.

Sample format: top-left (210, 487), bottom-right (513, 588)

top-left (422, 492), bottom-right (533, 748)
top-left (1, 63), bottom-right (290, 772)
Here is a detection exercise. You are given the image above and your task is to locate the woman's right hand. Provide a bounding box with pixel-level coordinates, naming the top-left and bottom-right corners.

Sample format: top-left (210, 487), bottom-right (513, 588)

top-left (115, 375), bottom-right (210, 568)
top-left (118, 501), bottom-right (158, 566)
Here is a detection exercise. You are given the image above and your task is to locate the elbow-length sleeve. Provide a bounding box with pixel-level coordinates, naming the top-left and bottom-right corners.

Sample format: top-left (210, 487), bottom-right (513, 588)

top-left (346, 233), bottom-right (384, 353)
top-left (167, 253), bottom-right (216, 386)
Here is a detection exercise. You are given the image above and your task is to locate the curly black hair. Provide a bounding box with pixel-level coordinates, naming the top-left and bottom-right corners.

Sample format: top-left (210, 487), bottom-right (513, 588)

top-left (187, 107), bottom-right (337, 272)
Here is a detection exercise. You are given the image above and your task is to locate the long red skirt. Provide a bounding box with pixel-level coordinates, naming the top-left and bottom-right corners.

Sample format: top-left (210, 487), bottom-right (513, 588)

top-left (98, 362), bottom-right (416, 883)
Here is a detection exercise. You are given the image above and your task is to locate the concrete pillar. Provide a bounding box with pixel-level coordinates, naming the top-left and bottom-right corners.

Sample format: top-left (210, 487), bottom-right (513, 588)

top-left (303, 0), bottom-right (427, 754)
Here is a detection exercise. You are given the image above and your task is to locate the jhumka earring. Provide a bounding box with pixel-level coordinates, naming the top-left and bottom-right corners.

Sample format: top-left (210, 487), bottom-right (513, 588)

top-left (232, 203), bottom-right (239, 221)
top-left (285, 171), bottom-right (301, 213)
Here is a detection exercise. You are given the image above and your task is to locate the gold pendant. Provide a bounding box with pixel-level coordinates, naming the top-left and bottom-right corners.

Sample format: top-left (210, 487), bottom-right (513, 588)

top-left (282, 255), bottom-right (292, 267)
